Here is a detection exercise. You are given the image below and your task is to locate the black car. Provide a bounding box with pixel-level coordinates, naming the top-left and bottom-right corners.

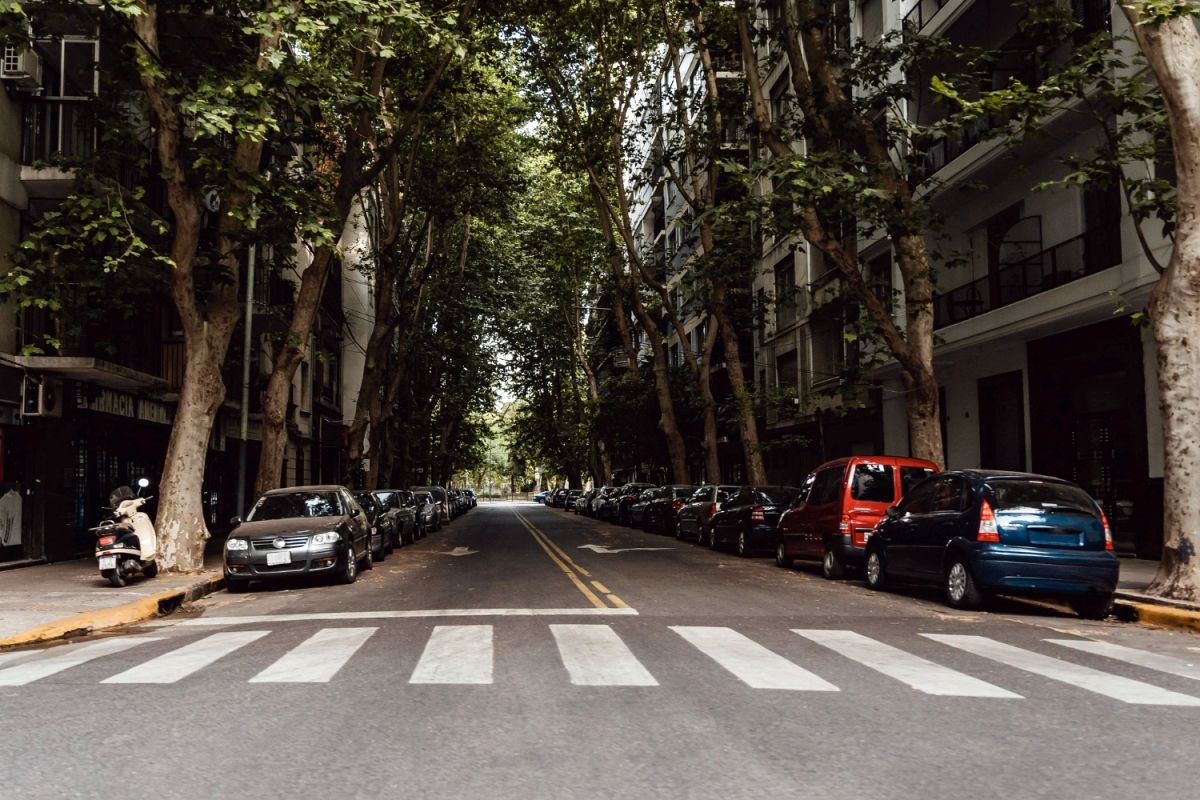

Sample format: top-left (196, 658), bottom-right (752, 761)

top-left (627, 488), bottom-right (659, 528)
top-left (606, 483), bottom-right (655, 524)
top-left (709, 485), bottom-right (802, 556)
top-left (374, 489), bottom-right (418, 545)
top-left (675, 484), bottom-right (740, 542)
top-left (864, 470), bottom-right (1120, 617)
top-left (643, 485), bottom-right (699, 534)
top-left (224, 485), bottom-right (373, 591)
top-left (353, 491), bottom-right (393, 561)
top-left (550, 488), bottom-right (571, 508)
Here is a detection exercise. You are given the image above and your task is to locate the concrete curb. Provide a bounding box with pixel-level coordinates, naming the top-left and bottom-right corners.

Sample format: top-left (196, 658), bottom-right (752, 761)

top-left (0, 574), bottom-right (225, 649)
top-left (1113, 593), bottom-right (1200, 633)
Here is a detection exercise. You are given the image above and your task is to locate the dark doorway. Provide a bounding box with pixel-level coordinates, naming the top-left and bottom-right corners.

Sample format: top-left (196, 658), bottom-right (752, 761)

top-left (978, 371), bottom-right (1026, 471)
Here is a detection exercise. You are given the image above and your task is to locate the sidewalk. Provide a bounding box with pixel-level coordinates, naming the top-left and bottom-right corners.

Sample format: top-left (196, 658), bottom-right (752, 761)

top-left (0, 555), bottom-right (224, 647)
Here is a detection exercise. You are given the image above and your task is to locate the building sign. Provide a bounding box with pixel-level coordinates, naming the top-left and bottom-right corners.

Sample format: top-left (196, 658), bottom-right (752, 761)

top-left (76, 387), bottom-right (173, 425)
top-left (0, 489), bottom-right (21, 547)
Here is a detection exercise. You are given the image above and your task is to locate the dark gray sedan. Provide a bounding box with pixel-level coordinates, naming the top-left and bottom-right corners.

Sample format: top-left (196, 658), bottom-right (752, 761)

top-left (223, 485), bottom-right (373, 592)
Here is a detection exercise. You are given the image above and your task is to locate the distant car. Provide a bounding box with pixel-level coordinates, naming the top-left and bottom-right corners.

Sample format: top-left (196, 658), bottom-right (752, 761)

top-left (675, 484), bottom-right (741, 542)
top-left (574, 489), bottom-right (595, 513)
top-left (411, 486), bottom-right (450, 525)
top-left (864, 470), bottom-right (1119, 618)
top-left (550, 488), bottom-right (570, 508)
top-left (587, 487), bottom-right (614, 517)
top-left (374, 489), bottom-right (418, 546)
top-left (627, 488), bottom-right (659, 528)
top-left (533, 491), bottom-right (548, 504)
top-left (565, 489), bottom-right (582, 511)
top-left (352, 490), bottom-right (391, 562)
top-left (463, 489), bottom-right (477, 508)
top-left (709, 485), bottom-right (802, 556)
top-left (643, 485), bottom-right (699, 535)
top-left (411, 491), bottom-right (439, 534)
top-left (776, 455), bottom-right (939, 579)
top-left (224, 485), bottom-right (373, 591)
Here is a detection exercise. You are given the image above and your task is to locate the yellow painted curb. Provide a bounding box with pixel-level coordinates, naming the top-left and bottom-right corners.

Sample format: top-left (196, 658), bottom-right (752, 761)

top-left (0, 576), bottom-right (224, 649)
top-left (1125, 602), bottom-right (1200, 633)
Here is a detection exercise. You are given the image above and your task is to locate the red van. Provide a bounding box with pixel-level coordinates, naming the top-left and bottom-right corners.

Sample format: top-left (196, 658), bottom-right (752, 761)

top-left (775, 455), bottom-right (939, 579)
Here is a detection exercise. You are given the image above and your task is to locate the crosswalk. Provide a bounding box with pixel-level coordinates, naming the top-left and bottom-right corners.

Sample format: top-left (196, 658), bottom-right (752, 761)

top-left (2, 625), bottom-right (1199, 706)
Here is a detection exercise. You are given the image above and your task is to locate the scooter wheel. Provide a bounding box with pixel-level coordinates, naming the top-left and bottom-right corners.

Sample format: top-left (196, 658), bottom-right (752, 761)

top-left (104, 568), bottom-right (126, 588)
top-left (143, 561), bottom-right (159, 579)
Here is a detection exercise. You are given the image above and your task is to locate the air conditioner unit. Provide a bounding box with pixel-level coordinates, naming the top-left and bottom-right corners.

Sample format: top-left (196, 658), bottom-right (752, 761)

top-left (21, 376), bottom-right (63, 417)
top-left (1, 46), bottom-right (42, 90)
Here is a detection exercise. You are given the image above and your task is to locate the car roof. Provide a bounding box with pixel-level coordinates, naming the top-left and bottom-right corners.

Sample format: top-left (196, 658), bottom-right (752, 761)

top-left (813, 455), bottom-right (941, 471)
top-left (263, 484), bottom-right (345, 496)
top-left (954, 469), bottom-right (1075, 484)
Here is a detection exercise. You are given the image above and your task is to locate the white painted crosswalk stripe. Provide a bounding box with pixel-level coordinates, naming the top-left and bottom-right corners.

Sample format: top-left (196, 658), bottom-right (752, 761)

top-left (410, 625), bottom-right (493, 685)
top-left (923, 634), bottom-right (1200, 706)
top-left (1046, 639), bottom-right (1200, 682)
top-left (0, 650), bottom-right (42, 669)
top-left (0, 637), bottom-right (163, 686)
top-left (550, 624), bottom-right (657, 686)
top-left (794, 629), bottom-right (1019, 698)
top-left (672, 626), bottom-right (838, 691)
top-left (250, 628), bottom-right (378, 684)
top-left (102, 631), bottom-right (269, 684)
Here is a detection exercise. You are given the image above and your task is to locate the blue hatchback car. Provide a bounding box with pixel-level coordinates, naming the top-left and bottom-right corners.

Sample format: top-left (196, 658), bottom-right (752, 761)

top-left (863, 470), bottom-right (1119, 619)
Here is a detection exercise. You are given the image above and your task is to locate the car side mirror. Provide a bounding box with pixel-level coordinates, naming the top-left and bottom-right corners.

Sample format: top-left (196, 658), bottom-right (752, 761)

top-left (229, 516), bottom-right (242, 528)
top-left (885, 505), bottom-right (901, 520)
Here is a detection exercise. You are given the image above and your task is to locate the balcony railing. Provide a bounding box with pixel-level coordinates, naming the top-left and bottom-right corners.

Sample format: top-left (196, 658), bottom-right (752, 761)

top-left (903, 0), bottom-right (953, 34)
top-left (934, 226), bottom-right (1121, 328)
top-left (21, 98), bottom-right (95, 164)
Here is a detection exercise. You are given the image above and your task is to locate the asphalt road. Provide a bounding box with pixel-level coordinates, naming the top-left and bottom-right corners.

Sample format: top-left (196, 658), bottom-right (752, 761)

top-left (2, 501), bottom-right (1199, 800)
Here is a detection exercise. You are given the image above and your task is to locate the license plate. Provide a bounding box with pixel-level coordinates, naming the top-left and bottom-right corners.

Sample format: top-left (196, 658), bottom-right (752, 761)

top-left (98, 556), bottom-right (116, 570)
top-left (266, 551), bottom-right (292, 566)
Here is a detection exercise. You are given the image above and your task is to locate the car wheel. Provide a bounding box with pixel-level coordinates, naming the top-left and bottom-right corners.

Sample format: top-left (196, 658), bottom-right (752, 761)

top-left (361, 542), bottom-right (374, 571)
top-left (706, 525), bottom-right (718, 550)
top-left (821, 543), bottom-right (846, 580)
top-left (338, 545), bottom-right (358, 585)
top-left (736, 530), bottom-right (750, 558)
top-left (775, 542), bottom-right (794, 568)
top-left (945, 558), bottom-right (983, 610)
top-left (865, 549), bottom-right (888, 591)
top-left (226, 578), bottom-right (249, 594)
top-left (374, 539), bottom-right (386, 562)
top-left (1070, 594), bottom-right (1113, 620)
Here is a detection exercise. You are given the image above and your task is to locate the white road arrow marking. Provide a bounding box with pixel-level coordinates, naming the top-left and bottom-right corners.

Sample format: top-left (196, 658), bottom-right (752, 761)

top-left (577, 544), bottom-right (674, 554)
top-left (441, 546), bottom-right (479, 557)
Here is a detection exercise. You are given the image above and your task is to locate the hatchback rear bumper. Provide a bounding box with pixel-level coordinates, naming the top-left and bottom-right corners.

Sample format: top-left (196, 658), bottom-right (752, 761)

top-left (972, 545), bottom-right (1119, 596)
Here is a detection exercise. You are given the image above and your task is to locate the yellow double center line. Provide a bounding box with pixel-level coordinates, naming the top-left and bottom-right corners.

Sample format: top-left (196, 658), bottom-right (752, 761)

top-left (514, 510), bottom-right (629, 610)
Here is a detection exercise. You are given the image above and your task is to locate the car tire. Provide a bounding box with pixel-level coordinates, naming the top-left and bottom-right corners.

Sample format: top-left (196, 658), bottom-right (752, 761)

top-left (865, 549), bottom-right (888, 591)
top-left (945, 558), bottom-right (983, 610)
top-left (674, 521), bottom-right (686, 540)
top-left (361, 543), bottom-right (374, 571)
top-left (374, 540), bottom-right (386, 563)
top-left (1071, 594), bottom-right (1113, 620)
top-left (338, 546), bottom-right (358, 585)
top-left (775, 542), bottom-right (794, 568)
top-left (822, 542), bottom-right (846, 580)
top-left (226, 578), bottom-right (249, 594)
top-left (736, 530), bottom-right (751, 558)
top-left (706, 525), bottom-right (718, 550)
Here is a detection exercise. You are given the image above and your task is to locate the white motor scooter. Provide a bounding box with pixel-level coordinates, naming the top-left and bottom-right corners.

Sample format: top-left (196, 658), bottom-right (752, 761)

top-left (93, 477), bottom-right (158, 587)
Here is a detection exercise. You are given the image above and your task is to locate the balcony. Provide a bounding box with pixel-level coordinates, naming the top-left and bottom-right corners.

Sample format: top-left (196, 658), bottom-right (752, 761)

top-left (903, 0), bottom-right (955, 34)
top-left (934, 226), bottom-right (1121, 328)
top-left (20, 98), bottom-right (94, 196)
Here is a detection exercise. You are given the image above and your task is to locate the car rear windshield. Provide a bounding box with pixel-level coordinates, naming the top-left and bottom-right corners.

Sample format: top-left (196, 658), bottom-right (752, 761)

top-left (851, 464), bottom-right (895, 503)
top-left (756, 488), bottom-right (798, 505)
top-left (374, 491), bottom-right (396, 508)
top-left (249, 492), bottom-right (343, 521)
top-left (673, 487), bottom-right (695, 499)
top-left (987, 480), bottom-right (1100, 517)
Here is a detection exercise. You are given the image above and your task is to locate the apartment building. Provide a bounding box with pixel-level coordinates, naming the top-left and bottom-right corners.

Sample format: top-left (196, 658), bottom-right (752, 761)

top-left (0, 9), bottom-right (367, 564)
top-left (752, 0), bottom-right (1165, 556)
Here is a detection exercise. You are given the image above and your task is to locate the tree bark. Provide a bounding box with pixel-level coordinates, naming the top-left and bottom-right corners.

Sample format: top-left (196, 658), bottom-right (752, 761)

top-left (711, 285), bottom-right (767, 484)
top-left (1122, 5), bottom-right (1200, 600)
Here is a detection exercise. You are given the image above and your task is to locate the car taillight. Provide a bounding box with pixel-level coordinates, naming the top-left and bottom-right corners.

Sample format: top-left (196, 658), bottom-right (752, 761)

top-left (98, 535), bottom-right (116, 546)
top-left (1100, 510), bottom-right (1114, 551)
top-left (709, 502), bottom-right (718, 516)
top-left (977, 499), bottom-right (1000, 542)
top-left (839, 515), bottom-right (851, 533)
top-left (672, 500), bottom-right (683, 510)
top-left (750, 506), bottom-right (765, 523)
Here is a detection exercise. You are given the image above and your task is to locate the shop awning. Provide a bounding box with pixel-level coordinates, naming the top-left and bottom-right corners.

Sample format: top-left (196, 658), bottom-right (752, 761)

top-left (7, 356), bottom-right (170, 394)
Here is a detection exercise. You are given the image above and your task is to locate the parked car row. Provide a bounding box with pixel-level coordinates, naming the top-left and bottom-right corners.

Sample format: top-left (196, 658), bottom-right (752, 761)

top-left (224, 483), bottom-right (476, 592)
top-left (546, 455), bottom-right (1120, 619)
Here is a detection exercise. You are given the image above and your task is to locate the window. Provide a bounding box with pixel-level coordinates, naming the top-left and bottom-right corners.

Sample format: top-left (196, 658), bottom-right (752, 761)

top-left (899, 479), bottom-right (938, 515)
top-left (930, 476), bottom-right (967, 513)
top-left (774, 257), bottom-right (796, 328)
top-left (860, 0), bottom-right (883, 44)
top-left (248, 491), bottom-right (343, 521)
top-left (776, 350), bottom-right (798, 396)
top-left (809, 467), bottom-right (845, 506)
top-left (850, 463), bottom-right (895, 503)
top-left (900, 467), bottom-right (936, 496)
top-left (810, 317), bottom-right (845, 383)
top-left (792, 472), bottom-right (817, 507)
top-left (987, 480), bottom-right (1100, 517)
top-left (867, 252), bottom-right (892, 309)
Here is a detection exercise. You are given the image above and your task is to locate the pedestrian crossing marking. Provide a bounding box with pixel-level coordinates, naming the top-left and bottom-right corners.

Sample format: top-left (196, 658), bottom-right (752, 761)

top-left (550, 624), bottom-right (658, 686)
top-left (794, 629), bottom-right (1020, 698)
top-left (103, 631), bottom-right (269, 684)
top-left (923, 634), bottom-right (1200, 706)
top-left (410, 625), bottom-right (493, 684)
top-left (671, 626), bottom-right (838, 691)
top-left (0, 636), bottom-right (163, 686)
top-left (0, 650), bottom-right (42, 669)
top-left (250, 628), bottom-right (378, 684)
top-left (1045, 639), bottom-right (1200, 682)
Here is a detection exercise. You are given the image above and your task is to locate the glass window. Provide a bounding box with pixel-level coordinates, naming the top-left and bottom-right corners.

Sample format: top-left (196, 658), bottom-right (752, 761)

top-left (900, 480), bottom-right (938, 515)
top-left (900, 467), bottom-right (936, 495)
top-left (987, 480), bottom-right (1099, 517)
top-left (353, 493), bottom-right (377, 515)
top-left (757, 488), bottom-right (798, 505)
top-left (930, 477), bottom-right (967, 513)
top-left (850, 463), bottom-right (895, 503)
top-left (809, 467), bottom-right (845, 506)
top-left (792, 473), bottom-right (817, 508)
top-left (248, 491), bottom-right (343, 521)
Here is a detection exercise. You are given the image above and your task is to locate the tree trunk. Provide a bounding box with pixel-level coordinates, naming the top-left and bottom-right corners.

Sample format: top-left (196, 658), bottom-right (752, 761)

top-left (1122, 5), bottom-right (1200, 600)
top-left (711, 291), bottom-right (767, 484)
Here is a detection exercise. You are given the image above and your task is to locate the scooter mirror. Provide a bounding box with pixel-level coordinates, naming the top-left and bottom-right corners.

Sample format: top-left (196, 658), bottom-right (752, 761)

top-left (137, 477), bottom-right (151, 489)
